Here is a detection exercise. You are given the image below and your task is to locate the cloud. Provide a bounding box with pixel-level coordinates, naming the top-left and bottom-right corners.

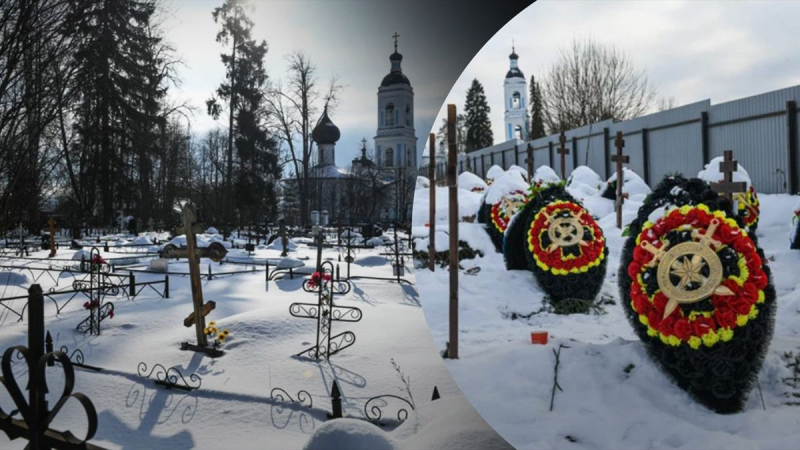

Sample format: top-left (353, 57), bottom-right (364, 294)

top-left (429, 0), bottom-right (800, 156)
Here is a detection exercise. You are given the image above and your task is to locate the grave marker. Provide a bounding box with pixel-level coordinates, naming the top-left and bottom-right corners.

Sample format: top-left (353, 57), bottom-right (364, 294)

top-left (711, 150), bottom-right (747, 202)
top-left (161, 204), bottom-right (227, 357)
top-left (611, 131), bottom-right (630, 229)
top-left (558, 130), bottom-right (569, 180)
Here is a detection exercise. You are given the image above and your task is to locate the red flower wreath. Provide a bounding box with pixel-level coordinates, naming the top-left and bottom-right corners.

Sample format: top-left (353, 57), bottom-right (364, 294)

top-left (527, 201), bottom-right (606, 275)
top-left (490, 190), bottom-right (528, 234)
top-left (629, 205), bottom-right (767, 349)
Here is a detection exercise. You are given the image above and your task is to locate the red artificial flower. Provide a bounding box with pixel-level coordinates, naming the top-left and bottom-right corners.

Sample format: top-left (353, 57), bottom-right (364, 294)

top-left (108, 311), bottom-right (114, 319)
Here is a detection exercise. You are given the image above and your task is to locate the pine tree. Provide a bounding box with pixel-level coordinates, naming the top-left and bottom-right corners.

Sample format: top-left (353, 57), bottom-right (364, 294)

top-left (464, 79), bottom-right (493, 152)
top-left (529, 75), bottom-right (546, 140)
top-left (207, 0), bottom-right (280, 224)
top-left (69, 0), bottom-right (164, 225)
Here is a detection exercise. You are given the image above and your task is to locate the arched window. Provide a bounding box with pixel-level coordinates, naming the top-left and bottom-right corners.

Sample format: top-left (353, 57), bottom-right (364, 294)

top-left (405, 104), bottom-right (412, 126)
top-left (385, 148), bottom-right (394, 167)
top-left (385, 103), bottom-right (395, 126)
top-left (512, 92), bottom-right (521, 109)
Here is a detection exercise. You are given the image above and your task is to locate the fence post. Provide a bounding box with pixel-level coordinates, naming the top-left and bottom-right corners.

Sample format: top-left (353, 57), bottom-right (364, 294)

top-left (28, 284), bottom-right (45, 450)
top-left (501, 149), bottom-right (506, 169)
top-left (701, 111), bottom-right (710, 165)
top-left (481, 154), bottom-right (486, 178)
top-left (787, 100), bottom-right (798, 194)
top-left (571, 136), bottom-right (578, 170)
top-left (129, 272), bottom-right (136, 297)
top-left (515, 144), bottom-right (519, 166)
top-left (548, 141), bottom-right (554, 169)
top-left (165, 274), bottom-right (170, 298)
top-left (446, 104), bottom-right (459, 360)
top-left (429, 134), bottom-right (436, 272)
top-left (642, 128), bottom-right (651, 185)
top-left (603, 127), bottom-right (611, 179)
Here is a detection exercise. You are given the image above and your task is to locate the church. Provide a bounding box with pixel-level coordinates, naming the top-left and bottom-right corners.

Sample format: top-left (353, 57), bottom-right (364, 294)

top-left (281, 34), bottom-right (418, 226)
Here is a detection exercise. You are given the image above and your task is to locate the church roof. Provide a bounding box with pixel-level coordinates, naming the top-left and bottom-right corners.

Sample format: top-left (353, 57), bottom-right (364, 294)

top-left (311, 108), bottom-right (340, 145)
top-left (381, 72), bottom-right (411, 87)
top-left (505, 67), bottom-right (525, 79)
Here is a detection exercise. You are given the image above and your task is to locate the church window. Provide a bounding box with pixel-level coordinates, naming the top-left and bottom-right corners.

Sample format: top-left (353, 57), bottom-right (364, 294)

top-left (385, 104), bottom-right (395, 126)
top-left (512, 92), bottom-right (521, 109)
top-left (514, 125), bottom-right (523, 140)
top-left (385, 148), bottom-right (394, 167)
top-left (406, 104), bottom-right (412, 126)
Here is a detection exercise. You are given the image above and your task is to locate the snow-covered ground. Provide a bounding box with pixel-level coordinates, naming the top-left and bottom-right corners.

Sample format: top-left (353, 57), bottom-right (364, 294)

top-left (414, 166), bottom-right (800, 450)
top-left (0, 232), bottom-right (511, 449)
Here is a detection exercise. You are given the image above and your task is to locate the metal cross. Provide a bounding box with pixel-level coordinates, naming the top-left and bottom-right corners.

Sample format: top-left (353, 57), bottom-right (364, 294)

top-left (611, 131), bottom-right (630, 229)
top-left (392, 32), bottom-right (400, 52)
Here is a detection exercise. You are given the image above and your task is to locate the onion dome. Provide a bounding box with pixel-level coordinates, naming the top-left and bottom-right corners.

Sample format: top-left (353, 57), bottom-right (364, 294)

top-left (311, 108), bottom-right (340, 145)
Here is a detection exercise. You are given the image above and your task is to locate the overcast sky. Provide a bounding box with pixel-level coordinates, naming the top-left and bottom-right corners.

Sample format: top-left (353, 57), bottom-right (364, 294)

top-left (430, 0), bottom-right (800, 156)
top-left (159, 0), bottom-right (527, 171)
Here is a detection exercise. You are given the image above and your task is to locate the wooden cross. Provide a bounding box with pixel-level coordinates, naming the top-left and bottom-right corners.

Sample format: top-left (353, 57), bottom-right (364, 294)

top-left (525, 143), bottom-right (534, 184)
top-left (162, 204), bottom-right (227, 356)
top-left (710, 150), bottom-right (747, 202)
top-left (611, 131), bottom-right (629, 229)
top-left (558, 131), bottom-right (569, 180)
top-left (48, 216), bottom-right (57, 258)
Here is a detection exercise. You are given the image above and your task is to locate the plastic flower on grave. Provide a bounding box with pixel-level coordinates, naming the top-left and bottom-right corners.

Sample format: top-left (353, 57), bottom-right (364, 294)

top-left (629, 204), bottom-right (768, 350)
top-left (108, 310), bottom-right (114, 319)
top-left (527, 201), bottom-right (606, 276)
top-left (490, 190), bottom-right (529, 235)
top-left (91, 254), bottom-right (107, 265)
top-left (733, 186), bottom-right (760, 230)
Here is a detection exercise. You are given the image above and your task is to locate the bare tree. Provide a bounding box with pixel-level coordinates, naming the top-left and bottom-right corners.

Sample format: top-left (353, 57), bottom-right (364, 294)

top-left (266, 51), bottom-right (341, 226)
top-left (542, 38), bottom-right (656, 133)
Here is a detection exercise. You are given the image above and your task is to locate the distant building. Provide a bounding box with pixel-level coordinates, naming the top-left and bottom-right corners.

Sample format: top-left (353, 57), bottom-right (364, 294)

top-left (504, 44), bottom-right (529, 142)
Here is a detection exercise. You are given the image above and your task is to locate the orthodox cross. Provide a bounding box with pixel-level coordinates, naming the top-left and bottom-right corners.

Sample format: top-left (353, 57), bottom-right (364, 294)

top-left (710, 150), bottom-right (747, 203)
top-left (558, 131), bottom-right (569, 180)
top-left (161, 204), bottom-right (227, 356)
top-left (611, 131), bottom-right (630, 229)
top-left (48, 216), bottom-right (57, 258)
top-left (392, 32), bottom-right (400, 52)
top-left (525, 143), bottom-right (534, 184)
top-left (289, 260), bottom-right (360, 360)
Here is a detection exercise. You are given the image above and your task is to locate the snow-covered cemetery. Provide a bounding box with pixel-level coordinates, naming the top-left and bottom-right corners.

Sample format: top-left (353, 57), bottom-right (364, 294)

top-left (414, 90), bottom-right (800, 448)
top-left (0, 1), bottom-right (513, 449)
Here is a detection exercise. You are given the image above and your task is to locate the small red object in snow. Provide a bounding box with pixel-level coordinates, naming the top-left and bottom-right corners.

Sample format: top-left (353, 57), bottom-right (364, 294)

top-left (531, 331), bottom-right (548, 345)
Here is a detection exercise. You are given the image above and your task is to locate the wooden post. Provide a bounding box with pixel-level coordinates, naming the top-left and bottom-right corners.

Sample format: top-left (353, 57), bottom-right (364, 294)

top-left (611, 131), bottom-right (629, 229)
top-left (446, 104), bottom-right (459, 359)
top-left (558, 131), bottom-right (569, 180)
top-left (48, 217), bottom-right (56, 258)
top-left (428, 133), bottom-right (436, 272)
top-left (182, 205), bottom-right (208, 348)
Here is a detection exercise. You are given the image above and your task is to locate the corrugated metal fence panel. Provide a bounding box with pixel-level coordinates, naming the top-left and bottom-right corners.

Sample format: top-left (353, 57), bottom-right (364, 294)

top-left (707, 87), bottom-right (800, 193)
top-left (709, 115), bottom-right (786, 193)
top-left (648, 122), bottom-right (703, 182)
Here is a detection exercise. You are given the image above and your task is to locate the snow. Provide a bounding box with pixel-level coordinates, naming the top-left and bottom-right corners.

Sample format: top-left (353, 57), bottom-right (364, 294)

top-left (416, 176), bottom-right (430, 190)
top-left (205, 226), bottom-right (219, 235)
top-left (458, 172), bottom-right (488, 192)
top-left (0, 231), bottom-right (509, 449)
top-left (483, 170), bottom-right (529, 205)
top-left (485, 165), bottom-right (505, 182)
top-left (366, 237), bottom-right (385, 247)
top-left (267, 237), bottom-right (298, 251)
top-left (698, 156), bottom-right (753, 189)
top-left (532, 165), bottom-right (561, 184)
top-left (602, 167), bottom-right (652, 201)
top-left (131, 236), bottom-right (152, 245)
top-left (303, 420), bottom-right (394, 450)
top-left (566, 165), bottom-right (604, 200)
top-left (506, 164), bottom-right (528, 179)
top-left (411, 187), bottom-right (483, 238)
top-left (415, 164), bottom-right (800, 450)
